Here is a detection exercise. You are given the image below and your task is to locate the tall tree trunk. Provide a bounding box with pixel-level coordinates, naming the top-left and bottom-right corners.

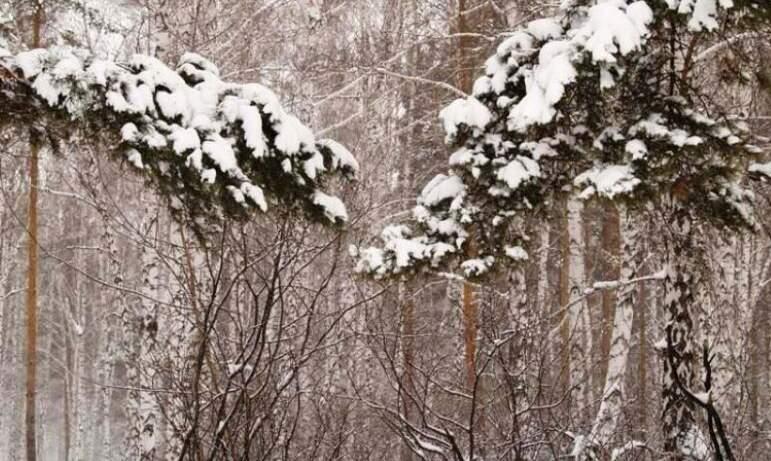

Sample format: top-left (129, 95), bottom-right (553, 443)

top-left (400, 282), bottom-right (417, 461)
top-left (637, 262), bottom-right (648, 437)
top-left (98, 218), bottom-right (120, 460)
top-left (580, 207), bottom-right (638, 458)
top-left (63, 371), bottom-right (71, 461)
top-left (599, 202), bottom-right (620, 393)
top-left (568, 198), bottom-right (590, 410)
top-left (558, 196), bottom-right (571, 394)
top-left (559, 196), bottom-right (588, 410)
top-left (24, 129), bottom-right (42, 461)
top-left (661, 203), bottom-right (703, 459)
top-left (126, 205), bottom-right (161, 460)
top-left (24, 7), bottom-right (44, 460)
top-left (456, 0), bottom-right (477, 392)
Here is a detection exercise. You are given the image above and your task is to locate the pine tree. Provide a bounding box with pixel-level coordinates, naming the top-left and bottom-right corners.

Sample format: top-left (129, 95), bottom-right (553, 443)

top-left (358, 1), bottom-right (770, 458)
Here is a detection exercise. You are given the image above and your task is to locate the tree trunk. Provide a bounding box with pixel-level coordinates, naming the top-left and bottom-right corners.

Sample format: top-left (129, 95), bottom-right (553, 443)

top-left (661, 203), bottom-right (703, 459)
top-left (400, 282), bottom-right (417, 461)
top-left (126, 206), bottom-right (161, 460)
top-left (456, 0), bottom-right (477, 392)
top-left (637, 262), bottom-right (648, 437)
top-left (24, 129), bottom-right (42, 461)
top-left (560, 196), bottom-right (588, 411)
top-left (568, 198), bottom-right (590, 410)
top-left (558, 196), bottom-right (571, 398)
top-left (599, 202), bottom-right (620, 394)
top-left (582, 207), bottom-right (638, 457)
top-left (24, 7), bottom-right (44, 460)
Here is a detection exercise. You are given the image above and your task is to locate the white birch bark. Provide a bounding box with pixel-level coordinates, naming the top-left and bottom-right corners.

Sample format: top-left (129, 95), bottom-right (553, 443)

top-left (578, 207), bottom-right (639, 458)
top-left (126, 204), bottom-right (161, 460)
top-left (567, 197), bottom-right (590, 410)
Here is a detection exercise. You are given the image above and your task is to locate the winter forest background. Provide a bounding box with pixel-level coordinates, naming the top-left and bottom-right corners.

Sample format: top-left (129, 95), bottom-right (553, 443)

top-left (1, 0), bottom-right (771, 460)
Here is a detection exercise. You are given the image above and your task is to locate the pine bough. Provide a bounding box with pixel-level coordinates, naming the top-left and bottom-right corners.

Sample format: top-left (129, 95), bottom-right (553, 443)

top-left (0, 46), bottom-right (357, 228)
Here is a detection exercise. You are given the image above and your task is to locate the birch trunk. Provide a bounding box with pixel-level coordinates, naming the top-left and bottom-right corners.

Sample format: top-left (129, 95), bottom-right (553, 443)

top-left (94, 213), bottom-right (122, 460)
top-left (580, 207), bottom-right (638, 457)
top-left (126, 207), bottom-right (161, 460)
top-left (599, 202), bottom-right (620, 397)
top-left (566, 197), bottom-right (589, 411)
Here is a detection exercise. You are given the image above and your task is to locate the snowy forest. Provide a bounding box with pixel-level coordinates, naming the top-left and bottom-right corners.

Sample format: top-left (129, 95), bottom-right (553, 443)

top-left (1, 0), bottom-right (771, 460)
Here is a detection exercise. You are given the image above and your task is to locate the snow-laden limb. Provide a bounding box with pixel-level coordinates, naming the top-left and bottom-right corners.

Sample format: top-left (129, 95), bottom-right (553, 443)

top-left (0, 47), bottom-right (356, 227)
top-left (356, 0), bottom-right (756, 281)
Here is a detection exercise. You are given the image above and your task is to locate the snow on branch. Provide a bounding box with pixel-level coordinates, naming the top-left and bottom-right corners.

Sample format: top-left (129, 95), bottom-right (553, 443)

top-left (0, 46), bottom-right (357, 227)
top-left (356, 0), bottom-right (759, 281)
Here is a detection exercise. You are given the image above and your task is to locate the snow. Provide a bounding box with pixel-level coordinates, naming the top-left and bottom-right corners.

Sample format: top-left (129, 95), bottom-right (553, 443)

top-left (497, 156), bottom-right (541, 191)
top-left (202, 135), bottom-right (238, 172)
top-left (274, 114), bottom-right (314, 155)
top-left (501, 0), bottom-right (653, 132)
top-left (508, 41), bottom-right (575, 131)
top-left (382, 226), bottom-right (427, 269)
top-left (495, 32), bottom-right (536, 67)
top-left (227, 185), bottom-right (245, 203)
top-left (448, 147), bottom-right (474, 167)
top-left (419, 174), bottom-right (464, 207)
top-left (355, 247), bottom-right (385, 276)
top-left (750, 162), bottom-right (771, 178)
top-left (170, 127), bottom-right (201, 154)
top-left (2, 46), bottom-right (356, 221)
top-left (683, 0), bottom-right (720, 31)
top-left (127, 149), bottom-right (144, 169)
top-left (179, 52), bottom-right (220, 77)
top-left (520, 140), bottom-right (558, 159)
top-left (313, 191), bottom-right (348, 223)
top-left (575, 165), bottom-right (640, 199)
top-left (439, 97), bottom-right (492, 140)
top-left (121, 123), bottom-right (139, 142)
top-left (319, 138), bottom-right (360, 174)
top-left (625, 139), bottom-right (648, 160)
top-left (241, 183), bottom-right (268, 212)
top-left (187, 149), bottom-right (203, 170)
top-left (221, 96), bottom-right (266, 157)
top-left (15, 49), bottom-right (47, 78)
top-left (32, 73), bottom-right (60, 106)
top-left (505, 246), bottom-right (528, 261)
top-left (303, 152), bottom-right (325, 180)
top-left (461, 257), bottom-right (494, 277)
top-left (527, 18), bottom-right (563, 41)
top-left (578, 1), bottom-right (654, 63)
top-left (156, 89), bottom-right (190, 121)
top-left (628, 113), bottom-right (703, 147)
top-left (569, 435), bottom-right (588, 458)
top-left (201, 169), bottom-right (216, 184)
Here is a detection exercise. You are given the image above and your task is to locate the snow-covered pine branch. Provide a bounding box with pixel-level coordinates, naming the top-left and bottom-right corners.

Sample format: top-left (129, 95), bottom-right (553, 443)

top-left (356, 0), bottom-right (759, 281)
top-left (0, 46), bottom-right (358, 228)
